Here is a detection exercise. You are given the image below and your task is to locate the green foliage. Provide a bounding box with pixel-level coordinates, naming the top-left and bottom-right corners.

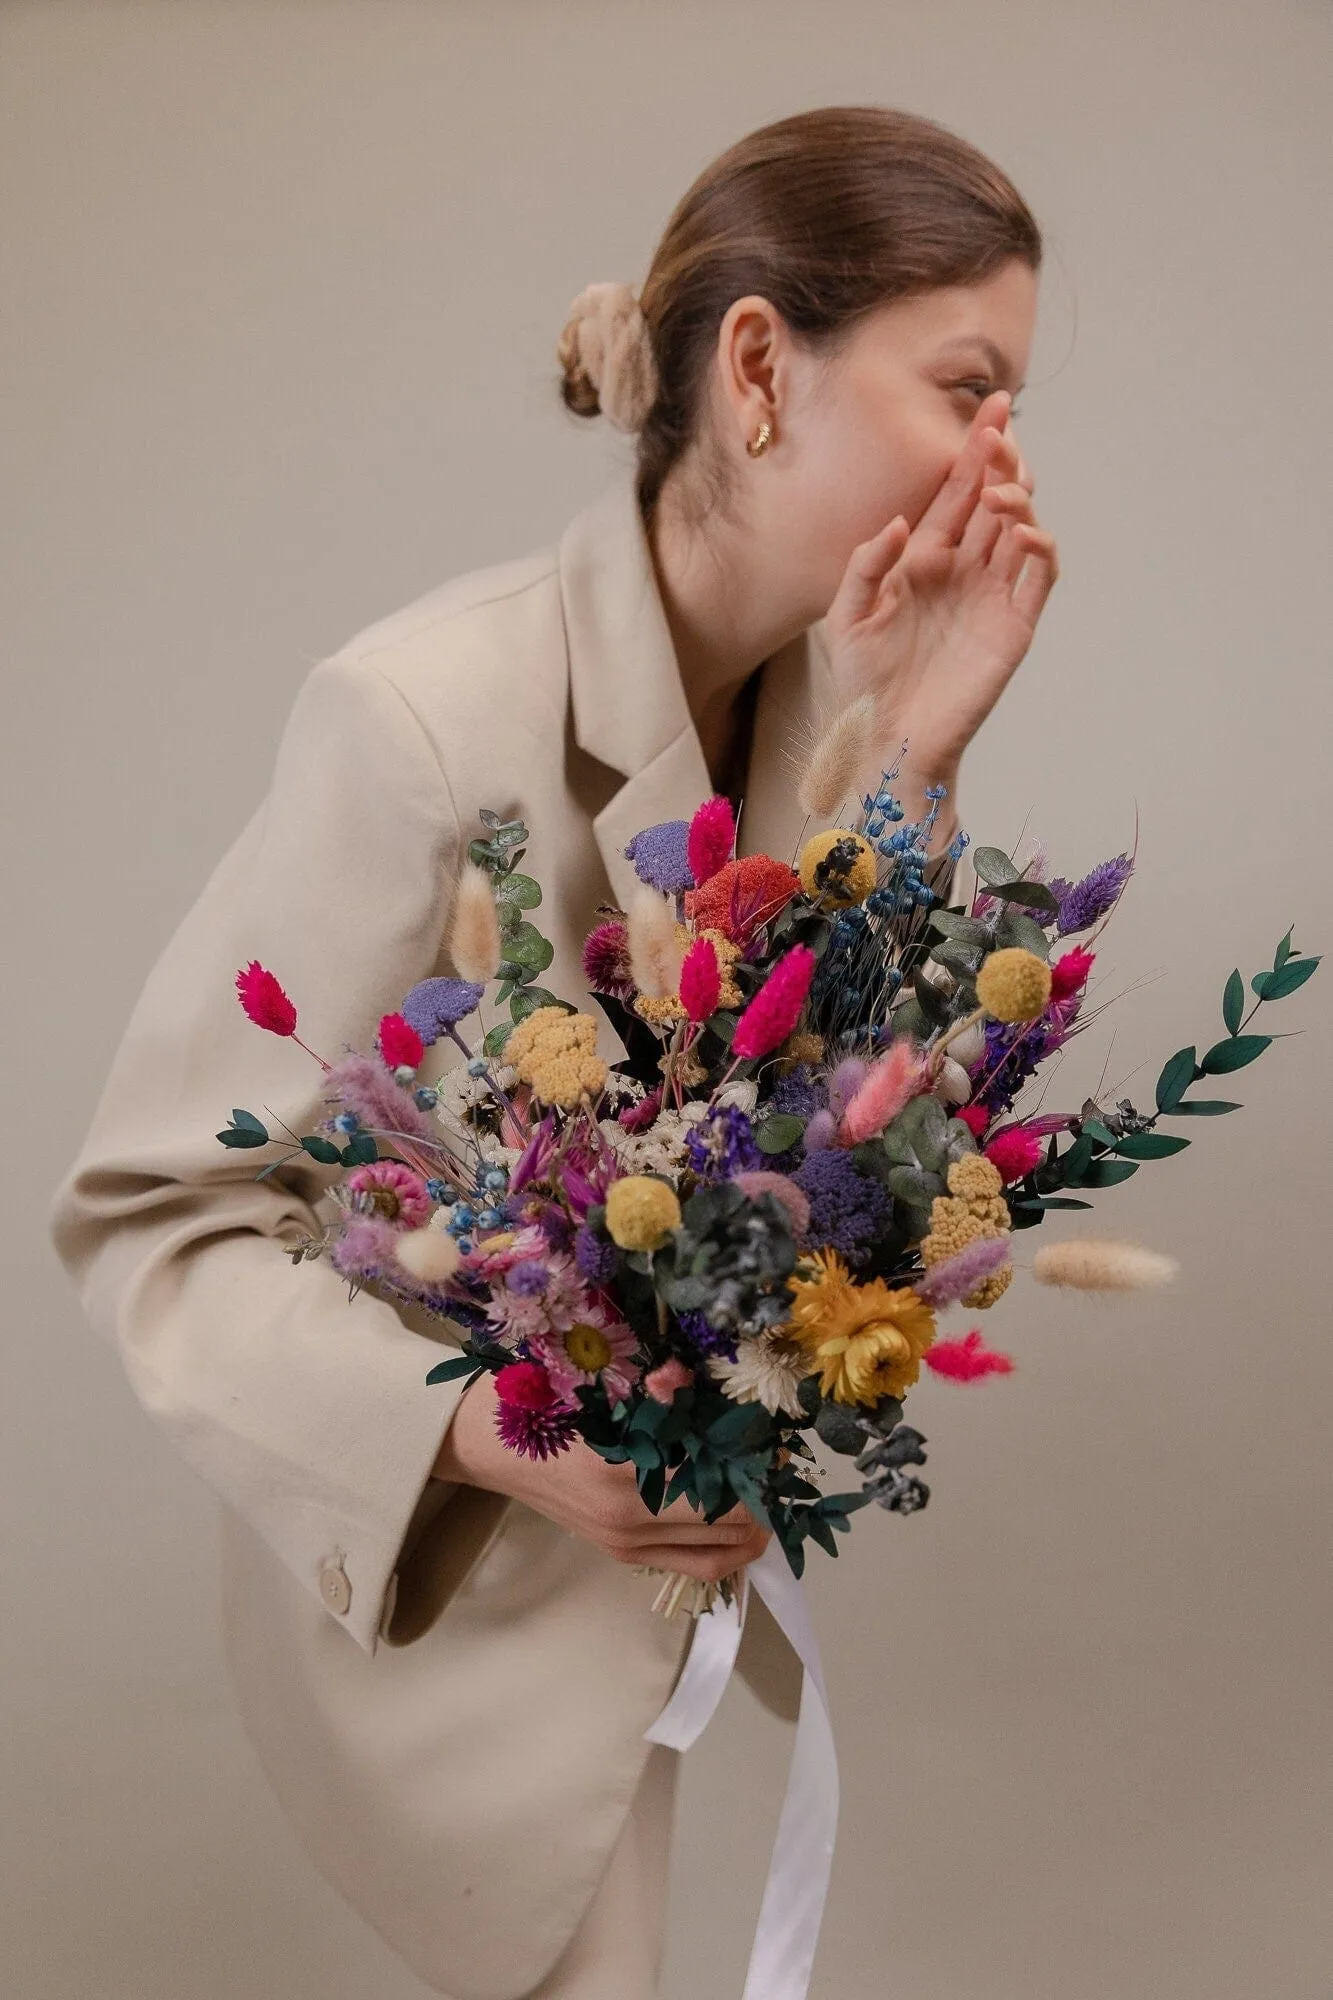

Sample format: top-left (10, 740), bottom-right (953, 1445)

top-left (467, 809), bottom-right (576, 1049)
top-left (217, 1108), bottom-right (269, 1149)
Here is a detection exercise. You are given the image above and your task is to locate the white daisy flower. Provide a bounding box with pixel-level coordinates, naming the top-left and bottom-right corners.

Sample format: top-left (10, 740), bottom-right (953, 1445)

top-left (705, 1331), bottom-right (815, 1418)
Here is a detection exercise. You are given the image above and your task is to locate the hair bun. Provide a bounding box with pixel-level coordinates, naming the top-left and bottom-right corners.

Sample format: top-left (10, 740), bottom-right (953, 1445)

top-left (556, 280), bottom-right (658, 434)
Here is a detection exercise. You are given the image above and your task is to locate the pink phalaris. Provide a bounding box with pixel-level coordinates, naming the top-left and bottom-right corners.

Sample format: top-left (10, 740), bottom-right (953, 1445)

top-left (687, 795), bottom-right (735, 888)
top-left (377, 1011), bottom-right (425, 1072)
top-left (679, 936), bottom-right (721, 1023)
top-left (983, 1124), bottom-right (1045, 1184)
top-left (840, 1038), bottom-right (928, 1145)
top-left (1050, 945), bottom-right (1096, 1004)
top-left (730, 944), bottom-right (816, 1061)
top-left (236, 960), bottom-right (296, 1035)
top-left (235, 960), bottom-right (329, 1067)
top-left (924, 1328), bottom-right (1015, 1382)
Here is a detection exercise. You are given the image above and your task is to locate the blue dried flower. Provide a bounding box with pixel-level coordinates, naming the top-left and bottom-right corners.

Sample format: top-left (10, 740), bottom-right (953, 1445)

top-left (400, 976), bottom-right (486, 1043)
top-left (1051, 854), bottom-right (1134, 936)
top-left (574, 1224), bottom-right (619, 1285)
top-left (624, 820), bottom-right (694, 895)
top-left (684, 1104), bottom-right (763, 1181)
top-left (676, 1308), bottom-right (740, 1363)
top-left (792, 1149), bottom-right (892, 1266)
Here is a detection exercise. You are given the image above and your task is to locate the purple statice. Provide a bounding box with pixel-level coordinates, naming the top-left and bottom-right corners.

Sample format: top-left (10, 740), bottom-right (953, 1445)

top-left (400, 975), bottom-right (486, 1043)
top-left (624, 820), bottom-right (694, 895)
top-left (507, 1258), bottom-right (550, 1296)
top-left (684, 1104), bottom-right (763, 1181)
top-left (768, 1063), bottom-right (825, 1122)
top-left (676, 1308), bottom-right (740, 1364)
top-left (792, 1149), bottom-right (892, 1266)
top-left (1049, 854), bottom-right (1134, 936)
top-left (969, 1009), bottom-right (1075, 1118)
top-left (574, 1224), bottom-right (619, 1285)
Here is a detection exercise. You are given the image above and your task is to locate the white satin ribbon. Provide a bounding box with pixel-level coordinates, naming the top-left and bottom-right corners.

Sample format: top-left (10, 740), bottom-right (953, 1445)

top-left (643, 1541), bottom-right (838, 2000)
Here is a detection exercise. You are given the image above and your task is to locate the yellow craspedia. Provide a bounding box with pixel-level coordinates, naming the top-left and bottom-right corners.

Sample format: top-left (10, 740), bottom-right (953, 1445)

top-left (797, 829), bottom-right (878, 908)
top-left (604, 1175), bottom-right (682, 1251)
top-left (975, 947), bottom-right (1052, 1023)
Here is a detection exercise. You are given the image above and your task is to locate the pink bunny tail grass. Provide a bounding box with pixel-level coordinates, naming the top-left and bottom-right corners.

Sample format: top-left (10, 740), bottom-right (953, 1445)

top-left (840, 1038), bottom-right (929, 1145)
top-left (730, 945), bottom-right (816, 1061)
top-left (925, 1328), bottom-right (1015, 1381)
top-left (324, 1051), bottom-right (439, 1143)
top-left (914, 1232), bottom-right (1013, 1309)
top-left (687, 795), bottom-right (736, 887)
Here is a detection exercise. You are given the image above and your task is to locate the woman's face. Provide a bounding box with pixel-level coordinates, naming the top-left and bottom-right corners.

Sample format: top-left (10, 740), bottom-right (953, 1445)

top-left (722, 258), bottom-right (1039, 619)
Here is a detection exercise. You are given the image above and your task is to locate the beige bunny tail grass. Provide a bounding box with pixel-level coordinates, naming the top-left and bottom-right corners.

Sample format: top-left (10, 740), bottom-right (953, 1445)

top-left (797, 694), bottom-right (878, 820)
top-left (1031, 1238), bottom-right (1180, 1291)
top-left (626, 884), bottom-right (683, 998)
top-left (448, 861), bottom-right (502, 984)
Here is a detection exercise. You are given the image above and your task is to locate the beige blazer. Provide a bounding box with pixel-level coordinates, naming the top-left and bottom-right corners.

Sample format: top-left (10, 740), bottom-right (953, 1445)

top-left (47, 462), bottom-right (963, 1999)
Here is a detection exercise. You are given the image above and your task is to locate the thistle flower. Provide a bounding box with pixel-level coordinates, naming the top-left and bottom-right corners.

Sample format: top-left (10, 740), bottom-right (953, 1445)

top-left (582, 920), bottom-right (636, 1000)
top-left (377, 1012), bottom-right (425, 1072)
top-left (493, 1362), bottom-right (580, 1460)
top-left (235, 960), bottom-right (297, 1036)
top-left (400, 975), bottom-right (486, 1043)
top-left (840, 1038), bottom-right (928, 1144)
top-left (687, 795), bottom-right (736, 887)
top-left (730, 944), bottom-right (816, 1061)
top-left (797, 694), bottom-right (876, 820)
top-left (1032, 1238), bottom-right (1179, 1290)
top-left (924, 1328), bottom-right (1015, 1381)
top-left (449, 862), bottom-right (503, 984)
top-left (624, 820), bottom-right (694, 895)
top-left (626, 884), bottom-right (684, 998)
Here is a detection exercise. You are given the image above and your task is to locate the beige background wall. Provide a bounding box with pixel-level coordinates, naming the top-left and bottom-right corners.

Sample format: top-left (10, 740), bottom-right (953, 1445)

top-left (5, 3), bottom-right (1330, 1996)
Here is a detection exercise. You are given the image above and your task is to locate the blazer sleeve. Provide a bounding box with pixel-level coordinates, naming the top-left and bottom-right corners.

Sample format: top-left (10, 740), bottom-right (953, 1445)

top-left (45, 651), bottom-right (510, 1658)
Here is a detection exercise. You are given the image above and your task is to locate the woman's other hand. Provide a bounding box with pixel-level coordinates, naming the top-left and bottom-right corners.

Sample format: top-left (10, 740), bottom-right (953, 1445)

top-left (433, 1369), bottom-right (771, 1584)
top-left (823, 387), bottom-right (1058, 790)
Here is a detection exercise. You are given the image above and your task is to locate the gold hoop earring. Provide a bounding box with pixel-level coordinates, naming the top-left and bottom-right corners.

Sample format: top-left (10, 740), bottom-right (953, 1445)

top-left (746, 419), bottom-right (773, 458)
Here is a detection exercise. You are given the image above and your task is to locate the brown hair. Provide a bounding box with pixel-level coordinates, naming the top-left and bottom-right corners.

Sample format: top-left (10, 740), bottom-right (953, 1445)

top-left (558, 105), bottom-right (1041, 526)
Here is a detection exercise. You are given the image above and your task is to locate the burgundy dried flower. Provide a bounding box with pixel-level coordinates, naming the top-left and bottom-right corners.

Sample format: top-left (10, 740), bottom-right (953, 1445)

top-left (493, 1361), bottom-right (580, 1459)
top-left (582, 920), bottom-right (637, 1000)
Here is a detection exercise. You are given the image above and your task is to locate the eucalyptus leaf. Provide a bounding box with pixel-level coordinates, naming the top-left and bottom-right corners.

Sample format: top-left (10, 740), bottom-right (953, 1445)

top-left (341, 1132), bottom-right (378, 1165)
top-left (1200, 1034), bottom-right (1271, 1074)
top-left (988, 878), bottom-right (1061, 918)
top-left (1273, 927), bottom-right (1294, 971)
top-left (1078, 1158), bottom-right (1140, 1186)
top-left (1000, 913), bottom-right (1054, 958)
top-left (231, 1108), bottom-right (267, 1132)
top-left (888, 1163), bottom-right (944, 1207)
top-left (483, 1020), bottom-right (513, 1058)
top-left (928, 911), bottom-right (993, 945)
top-left (217, 1125), bottom-right (270, 1149)
top-left (299, 1135), bottom-right (342, 1164)
top-left (1155, 1046), bottom-right (1198, 1113)
top-left (756, 1114), bottom-right (806, 1155)
top-left (494, 872), bottom-right (542, 909)
top-left (971, 845), bottom-right (1021, 888)
top-left (1222, 969), bottom-right (1245, 1035)
top-left (1166, 1097), bottom-right (1240, 1116)
top-left (1252, 956), bottom-right (1320, 1001)
top-left (424, 1355), bottom-right (483, 1385)
top-left (1111, 1132), bottom-right (1191, 1159)
top-left (511, 986), bottom-right (571, 1023)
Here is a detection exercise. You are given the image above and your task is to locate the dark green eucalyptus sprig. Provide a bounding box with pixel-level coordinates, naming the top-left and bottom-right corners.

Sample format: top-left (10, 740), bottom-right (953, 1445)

top-left (1007, 926), bottom-right (1320, 1228)
top-left (215, 1105), bottom-right (379, 1179)
top-left (467, 810), bottom-right (572, 1058)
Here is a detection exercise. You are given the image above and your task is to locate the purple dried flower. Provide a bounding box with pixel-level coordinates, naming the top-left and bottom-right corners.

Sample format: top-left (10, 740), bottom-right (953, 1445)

top-left (792, 1149), bottom-right (892, 1266)
top-left (324, 1052), bottom-right (438, 1142)
top-left (1052, 854), bottom-right (1134, 936)
top-left (802, 1108), bottom-right (838, 1152)
top-left (684, 1104), bottom-right (763, 1181)
top-left (768, 1063), bottom-right (825, 1121)
top-left (574, 1224), bottom-right (619, 1285)
top-left (494, 1395), bottom-right (580, 1460)
top-left (624, 820), bottom-right (695, 895)
top-left (507, 1258), bottom-right (550, 1296)
top-left (914, 1233), bottom-right (1013, 1308)
top-left (329, 1214), bottom-right (402, 1283)
top-left (400, 976), bottom-right (486, 1043)
top-left (676, 1308), bottom-right (740, 1363)
top-left (970, 1009), bottom-right (1076, 1118)
top-left (827, 1057), bottom-right (869, 1120)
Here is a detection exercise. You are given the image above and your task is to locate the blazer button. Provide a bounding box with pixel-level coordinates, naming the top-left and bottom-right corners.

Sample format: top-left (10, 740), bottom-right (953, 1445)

top-left (318, 1557), bottom-right (352, 1615)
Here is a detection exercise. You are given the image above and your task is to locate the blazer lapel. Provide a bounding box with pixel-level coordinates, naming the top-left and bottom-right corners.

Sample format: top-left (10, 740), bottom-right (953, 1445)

top-left (556, 465), bottom-right (838, 909)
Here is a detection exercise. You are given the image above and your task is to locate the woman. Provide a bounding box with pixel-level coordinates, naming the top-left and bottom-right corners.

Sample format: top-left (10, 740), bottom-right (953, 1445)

top-left (47, 106), bottom-right (1055, 2000)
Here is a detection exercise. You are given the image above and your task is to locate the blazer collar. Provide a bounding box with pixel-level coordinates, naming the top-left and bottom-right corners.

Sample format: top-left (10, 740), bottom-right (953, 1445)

top-left (556, 464), bottom-right (839, 906)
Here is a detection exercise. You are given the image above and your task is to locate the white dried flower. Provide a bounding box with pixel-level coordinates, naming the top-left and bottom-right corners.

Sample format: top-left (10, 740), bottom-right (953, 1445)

top-left (705, 1332), bottom-right (814, 1418)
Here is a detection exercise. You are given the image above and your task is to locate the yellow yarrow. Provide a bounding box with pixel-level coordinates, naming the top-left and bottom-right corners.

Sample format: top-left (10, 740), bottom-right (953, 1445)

top-left (797, 829), bottom-right (878, 908)
top-left (604, 1175), bottom-right (682, 1251)
top-left (784, 1247), bottom-right (936, 1404)
top-left (975, 947), bottom-right (1052, 1023)
top-left (505, 1006), bottom-right (607, 1107)
top-left (919, 1155), bottom-right (1013, 1309)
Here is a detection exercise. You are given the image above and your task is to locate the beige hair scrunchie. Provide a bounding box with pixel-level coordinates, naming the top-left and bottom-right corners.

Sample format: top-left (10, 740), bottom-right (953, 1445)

top-left (557, 280), bottom-right (658, 434)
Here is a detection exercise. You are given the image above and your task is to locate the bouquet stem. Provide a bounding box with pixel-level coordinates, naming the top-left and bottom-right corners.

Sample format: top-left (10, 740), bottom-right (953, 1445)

top-left (634, 1564), bottom-right (745, 1620)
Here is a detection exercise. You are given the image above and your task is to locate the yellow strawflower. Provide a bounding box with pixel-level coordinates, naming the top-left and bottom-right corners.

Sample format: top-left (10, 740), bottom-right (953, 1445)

top-left (784, 1247), bottom-right (936, 1404)
top-left (797, 829), bottom-right (878, 908)
top-left (605, 1175), bottom-right (682, 1251)
top-left (975, 947), bottom-right (1052, 1023)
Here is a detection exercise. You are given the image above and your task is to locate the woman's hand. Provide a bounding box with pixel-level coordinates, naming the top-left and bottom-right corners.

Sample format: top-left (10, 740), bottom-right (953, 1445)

top-left (823, 388), bottom-right (1059, 794)
top-left (433, 1368), bottom-right (771, 1585)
